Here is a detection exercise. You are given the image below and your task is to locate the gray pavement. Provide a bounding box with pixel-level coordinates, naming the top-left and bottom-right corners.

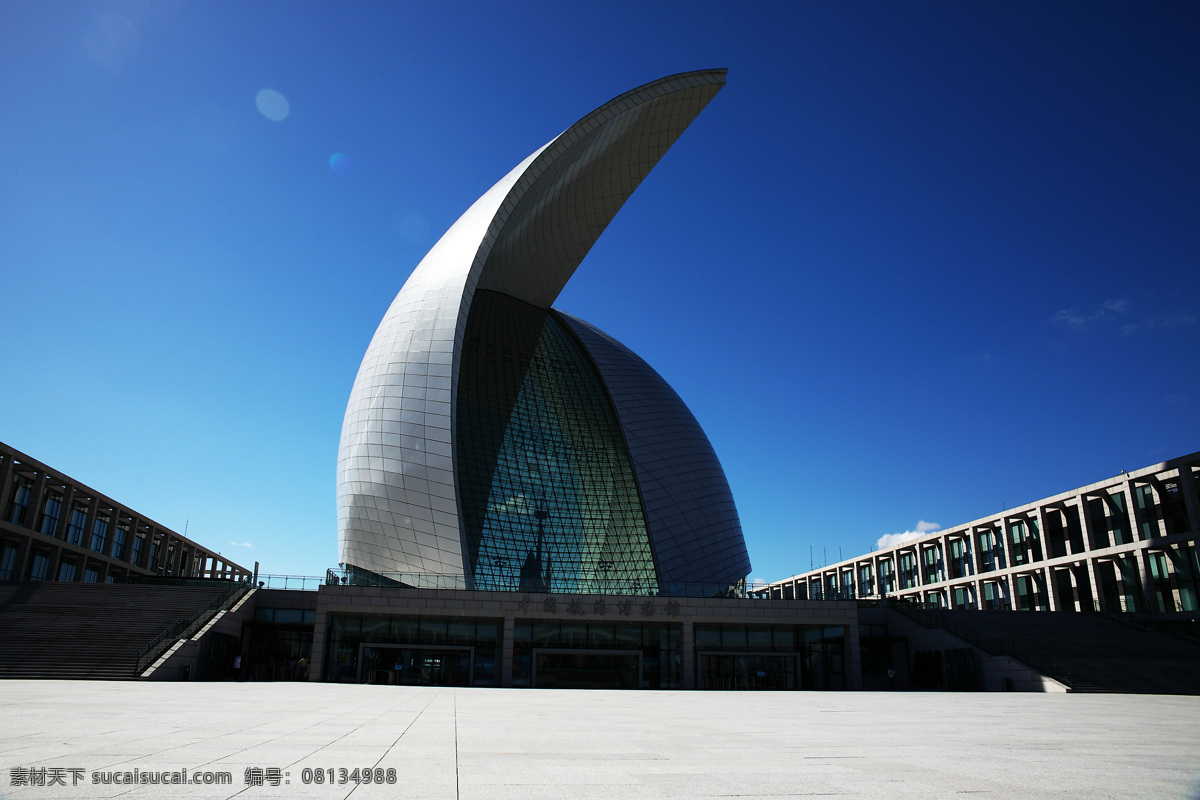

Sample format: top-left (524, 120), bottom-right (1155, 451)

top-left (1, 681), bottom-right (1198, 800)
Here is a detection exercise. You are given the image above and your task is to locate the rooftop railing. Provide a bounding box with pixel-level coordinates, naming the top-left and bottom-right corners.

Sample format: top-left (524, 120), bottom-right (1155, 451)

top-left (252, 569), bottom-right (752, 598)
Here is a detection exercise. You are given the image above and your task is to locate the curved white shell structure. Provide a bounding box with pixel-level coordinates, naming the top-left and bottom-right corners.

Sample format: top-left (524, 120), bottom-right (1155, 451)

top-left (338, 70), bottom-right (750, 593)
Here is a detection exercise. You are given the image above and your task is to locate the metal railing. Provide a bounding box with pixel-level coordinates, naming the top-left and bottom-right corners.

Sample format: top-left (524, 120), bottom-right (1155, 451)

top-left (253, 569), bottom-right (752, 598)
top-left (255, 574), bottom-right (327, 591)
top-left (134, 582), bottom-right (250, 675)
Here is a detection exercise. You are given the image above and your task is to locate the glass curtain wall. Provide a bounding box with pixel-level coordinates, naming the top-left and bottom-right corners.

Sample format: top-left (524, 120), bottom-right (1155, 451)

top-left (456, 291), bottom-right (658, 595)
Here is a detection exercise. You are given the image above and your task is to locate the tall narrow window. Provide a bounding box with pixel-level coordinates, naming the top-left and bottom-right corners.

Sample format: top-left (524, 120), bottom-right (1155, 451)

top-left (1087, 498), bottom-right (1110, 549)
top-left (1162, 481), bottom-right (1191, 536)
top-left (0, 541), bottom-right (18, 580)
top-left (90, 513), bottom-right (110, 554)
top-left (130, 533), bottom-right (145, 567)
top-left (66, 503), bottom-right (87, 545)
top-left (1135, 485), bottom-right (1159, 539)
top-left (7, 474), bottom-right (32, 526)
top-left (1109, 492), bottom-right (1132, 546)
top-left (1009, 521), bottom-right (1028, 566)
top-left (38, 490), bottom-right (62, 536)
top-left (879, 559), bottom-right (895, 594)
top-left (112, 522), bottom-right (129, 561)
top-left (29, 552), bottom-right (50, 582)
top-left (57, 560), bottom-right (77, 582)
top-left (950, 538), bottom-right (972, 578)
top-left (922, 546), bottom-right (941, 584)
top-left (858, 564), bottom-right (873, 596)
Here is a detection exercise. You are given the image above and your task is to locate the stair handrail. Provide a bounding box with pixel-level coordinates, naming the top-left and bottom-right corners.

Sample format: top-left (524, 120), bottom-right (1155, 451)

top-left (135, 583), bottom-right (250, 675)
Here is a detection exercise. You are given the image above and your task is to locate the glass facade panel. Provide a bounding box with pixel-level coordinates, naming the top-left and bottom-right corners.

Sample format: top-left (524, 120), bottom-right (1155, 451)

top-left (1168, 545), bottom-right (1199, 612)
top-left (512, 620), bottom-right (679, 689)
top-left (746, 627), bottom-right (772, 650)
top-left (456, 291), bottom-right (657, 594)
top-left (57, 560), bottom-right (77, 582)
top-left (721, 626), bottom-right (748, 651)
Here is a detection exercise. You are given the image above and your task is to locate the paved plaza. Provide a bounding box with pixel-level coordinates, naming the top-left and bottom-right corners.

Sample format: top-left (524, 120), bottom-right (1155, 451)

top-left (1, 681), bottom-right (1198, 799)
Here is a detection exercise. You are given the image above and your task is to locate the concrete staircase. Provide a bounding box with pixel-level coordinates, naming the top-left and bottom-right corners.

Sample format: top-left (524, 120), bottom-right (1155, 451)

top-left (0, 581), bottom-right (241, 680)
top-left (893, 606), bottom-right (1200, 694)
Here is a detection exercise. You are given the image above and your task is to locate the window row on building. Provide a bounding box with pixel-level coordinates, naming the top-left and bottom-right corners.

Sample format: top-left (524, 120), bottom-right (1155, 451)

top-left (0, 441), bottom-right (249, 584)
top-left (759, 453), bottom-right (1200, 614)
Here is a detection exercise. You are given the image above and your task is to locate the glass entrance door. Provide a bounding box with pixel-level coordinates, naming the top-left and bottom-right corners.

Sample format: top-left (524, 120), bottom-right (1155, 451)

top-left (361, 646), bottom-right (473, 686)
top-left (532, 649), bottom-right (641, 689)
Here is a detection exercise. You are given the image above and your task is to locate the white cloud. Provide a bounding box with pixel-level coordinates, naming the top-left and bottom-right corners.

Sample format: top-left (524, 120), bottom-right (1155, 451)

top-left (1122, 312), bottom-right (1196, 336)
top-left (230, 541), bottom-right (253, 548)
top-left (1052, 298), bottom-right (1128, 332)
top-left (876, 520), bottom-right (940, 550)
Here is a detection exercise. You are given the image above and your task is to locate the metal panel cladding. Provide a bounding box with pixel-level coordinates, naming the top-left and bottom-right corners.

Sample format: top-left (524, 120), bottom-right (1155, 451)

top-left (337, 70), bottom-right (750, 592)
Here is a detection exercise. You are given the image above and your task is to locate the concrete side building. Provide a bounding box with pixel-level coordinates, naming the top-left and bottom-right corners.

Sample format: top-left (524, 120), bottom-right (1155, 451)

top-left (0, 440), bottom-right (251, 584)
top-left (758, 452), bottom-right (1200, 615)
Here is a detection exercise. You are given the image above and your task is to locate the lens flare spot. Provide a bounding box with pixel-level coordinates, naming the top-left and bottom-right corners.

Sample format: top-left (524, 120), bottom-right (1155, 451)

top-left (255, 89), bottom-right (290, 122)
top-left (329, 153), bottom-right (354, 176)
top-left (392, 211), bottom-right (431, 244)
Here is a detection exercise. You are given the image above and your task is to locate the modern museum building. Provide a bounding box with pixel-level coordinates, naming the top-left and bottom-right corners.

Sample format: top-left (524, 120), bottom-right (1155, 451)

top-left (3, 72), bottom-right (1198, 694)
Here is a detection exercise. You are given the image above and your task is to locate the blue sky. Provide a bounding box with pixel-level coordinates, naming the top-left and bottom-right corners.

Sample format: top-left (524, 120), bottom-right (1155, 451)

top-left (2, 1), bottom-right (1197, 583)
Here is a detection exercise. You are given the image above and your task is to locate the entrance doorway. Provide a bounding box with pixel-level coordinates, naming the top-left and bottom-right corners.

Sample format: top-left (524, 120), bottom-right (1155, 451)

top-left (359, 645), bottom-right (473, 686)
top-left (532, 649), bottom-right (641, 689)
top-left (698, 653), bottom-right (799, 690)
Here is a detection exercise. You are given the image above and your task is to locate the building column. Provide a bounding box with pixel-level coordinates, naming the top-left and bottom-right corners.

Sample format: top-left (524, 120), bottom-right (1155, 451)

top-left (1046, 566), bottom-right (1063, 611)
top-left (1084, 558), bottom-right (1103, 611)
top-left (845, 619), bottom-right (862, 690)
top-left (309, 604), bottom-right (327, 682)
top-left (58, 485), bottom-right (77, 543)
top-left (1177, 465), bottom-right (1200, 535)
top-left (1040, 567), bottom-right (1056, 611)
top-left (83, 496), bottom-right (101, 552)
top-left (0, 451), bottom-right (15, 516)
top-left (27, 469), bottom-right (49, 534)
top-left (681, 619), bottom-right (695, 690)
top-left (500, 615), bottom-right (514, 688)
top-left (1133, 548), bottom-right (1157, 612)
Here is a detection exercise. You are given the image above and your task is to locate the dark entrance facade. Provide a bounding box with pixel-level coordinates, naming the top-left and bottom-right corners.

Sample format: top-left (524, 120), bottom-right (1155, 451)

top-left (532, 649), bottom-right (641, 689)
top-left (360, 645), bottom-right (473, 686)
